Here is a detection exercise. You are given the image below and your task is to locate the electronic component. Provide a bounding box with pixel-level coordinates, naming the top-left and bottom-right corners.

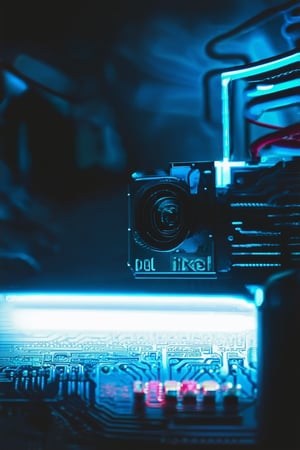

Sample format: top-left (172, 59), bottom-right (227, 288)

top-left (0, 293), bottom-right (257, 447)
top-left (128, 51), bottom-right (300, 282)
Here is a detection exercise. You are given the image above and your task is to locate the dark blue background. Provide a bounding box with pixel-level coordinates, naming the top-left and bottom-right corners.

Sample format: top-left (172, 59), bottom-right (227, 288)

top-left (0, 0), bottom-right (295, 294)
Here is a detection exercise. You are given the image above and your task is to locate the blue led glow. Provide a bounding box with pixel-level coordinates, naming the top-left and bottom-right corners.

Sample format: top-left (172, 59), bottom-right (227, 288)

top-left (4, 71), bottom-right (28, 95)
top-left (254, 287), bottom-right (264, 307)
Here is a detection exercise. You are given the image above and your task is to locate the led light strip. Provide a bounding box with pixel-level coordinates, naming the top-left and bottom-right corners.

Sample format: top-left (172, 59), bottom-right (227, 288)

top-left (2, 293), bottom-right (254, 310)
top-left (11, 307), bottom-right (256, 332)
top-left (1, 293), bottom-right (256, 333)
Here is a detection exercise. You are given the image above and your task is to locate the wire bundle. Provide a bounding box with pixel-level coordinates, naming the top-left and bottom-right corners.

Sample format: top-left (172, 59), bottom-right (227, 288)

top-left (250, 121), bottom-right (300, 159)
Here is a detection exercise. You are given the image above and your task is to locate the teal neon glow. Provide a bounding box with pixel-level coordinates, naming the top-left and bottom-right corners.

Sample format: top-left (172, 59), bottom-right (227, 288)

top-left (221, 51), bottom-right (300, 161)
top-left (214, 160), bottom-right (246, 188)
top-left (247, 77), bottom-right (299, 97)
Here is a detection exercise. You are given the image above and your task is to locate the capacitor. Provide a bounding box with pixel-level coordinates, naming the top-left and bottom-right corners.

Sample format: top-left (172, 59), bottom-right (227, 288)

top-left (164, 380), bottom-right (181, 404)
top-left (257, 269), bottom-right (300, 449)
top-left (133, 380), bottom-right (145, 412)
top-left (221, 382), bottom-right (241, 413)
top-left (200, 380), bottom-right (220, 410)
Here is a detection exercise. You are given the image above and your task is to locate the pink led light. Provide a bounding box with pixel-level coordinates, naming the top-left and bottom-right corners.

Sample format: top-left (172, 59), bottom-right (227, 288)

top-left (145, 381), bottom-right (164, 407)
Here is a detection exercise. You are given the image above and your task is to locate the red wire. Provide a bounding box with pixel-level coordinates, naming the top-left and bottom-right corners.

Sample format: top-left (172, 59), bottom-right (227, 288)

top-left (250, 122), bottom-right (300, 159)
top-left (247, 117), bottom-right (283, 130)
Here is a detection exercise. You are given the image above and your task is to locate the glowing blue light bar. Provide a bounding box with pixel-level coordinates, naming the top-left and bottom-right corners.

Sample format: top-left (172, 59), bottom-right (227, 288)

top-left (12, 308), bottom-right (255, 332)
top-left (1, 293), bottom-right (256, 333)
top-left (3, 293), bottom-right (252, 306)
top-left (2, 292), bottom-right (253, 310)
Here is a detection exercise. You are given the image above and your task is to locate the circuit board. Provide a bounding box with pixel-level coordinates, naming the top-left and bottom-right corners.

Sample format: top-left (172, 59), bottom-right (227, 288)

top-left (0, 294), bottom-right (257, 449)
